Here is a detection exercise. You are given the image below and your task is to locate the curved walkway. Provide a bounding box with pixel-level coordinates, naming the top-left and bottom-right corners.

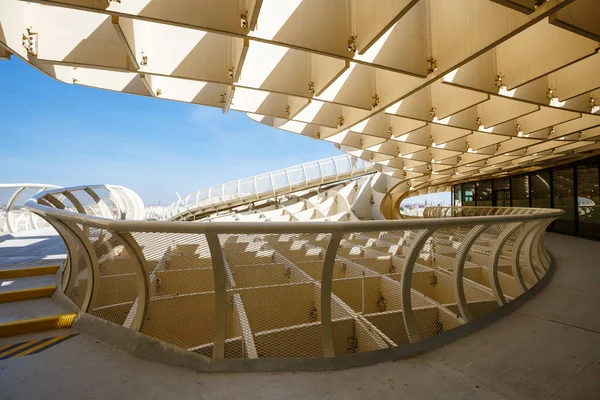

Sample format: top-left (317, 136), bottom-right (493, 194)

top-left (0, 233), bottom-right (598, 400)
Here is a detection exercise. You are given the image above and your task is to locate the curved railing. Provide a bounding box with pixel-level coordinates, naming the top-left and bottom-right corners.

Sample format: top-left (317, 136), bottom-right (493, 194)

top-left (422, 206), bottom-right (552, 218)
top-left (1, 184), bottom-right (59, 234)
top-left (1, 183), bottom-right (145, 235)
top-left (35, 185), bottom-right (146, 221)
top-left (154, 155), bottom-right (374, 221)
top-left (26, 190), bottom-right (561, 369)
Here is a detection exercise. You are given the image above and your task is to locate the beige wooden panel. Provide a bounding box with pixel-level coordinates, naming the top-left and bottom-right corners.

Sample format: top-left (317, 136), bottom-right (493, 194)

top-left (355, 0), bottom-right (415, 53)
top-left (496, 21), bottom-right (598, 89)
top-left (550, 0), bottom-right (600, 42)
top-left (431, 0), bottom-right (528, 73)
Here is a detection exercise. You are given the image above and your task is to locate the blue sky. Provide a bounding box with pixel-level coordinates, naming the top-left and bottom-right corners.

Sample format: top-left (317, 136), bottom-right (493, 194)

top-left (0, 58), bottom-right (342, 204)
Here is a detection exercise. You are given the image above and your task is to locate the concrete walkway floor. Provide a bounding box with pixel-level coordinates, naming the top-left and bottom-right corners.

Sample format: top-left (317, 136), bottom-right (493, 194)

top-left (0, 232), bottom-right (599, 400)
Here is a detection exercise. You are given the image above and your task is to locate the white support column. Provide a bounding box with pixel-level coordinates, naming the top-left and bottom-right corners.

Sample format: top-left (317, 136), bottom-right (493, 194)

top-left (320, 231), bottom-right (343, 358)
top-left (400, 229), bottom-right (434, 343)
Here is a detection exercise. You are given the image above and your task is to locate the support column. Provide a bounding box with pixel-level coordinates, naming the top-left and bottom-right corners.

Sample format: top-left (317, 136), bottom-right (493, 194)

top-left (320, 231), bottom-right (343, 358)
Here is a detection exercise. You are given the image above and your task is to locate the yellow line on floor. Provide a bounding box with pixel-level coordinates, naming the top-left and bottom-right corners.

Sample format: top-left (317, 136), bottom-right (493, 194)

top-left (0, 334), bottom-right (79, 360)
top-left (0, 340), bottom-right (39, 359)
top-left (0, 265), bottom-right (60, 279)
top-left (0, 286), bottom-right (56, 303)
top-left (11, 335), bottom-right (68, 358)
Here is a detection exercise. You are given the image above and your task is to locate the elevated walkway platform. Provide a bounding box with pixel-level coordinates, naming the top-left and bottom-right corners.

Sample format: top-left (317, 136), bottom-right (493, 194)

top-left (0, 232), bottom-right (598, 399)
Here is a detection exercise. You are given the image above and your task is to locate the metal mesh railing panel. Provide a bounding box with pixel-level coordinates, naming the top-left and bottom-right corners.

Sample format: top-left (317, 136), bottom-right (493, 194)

top-left (130, 231), bottom-right (215, 352)
top-left (86, 229), bottom-right (140, 326)
top-left (410, 227), bottom-right (466, 340)
top-left (461, 226), bottom-right (500, 320)
top-left (330, 230), bottom-right (407, 352)
top-left (221, 232), bottom-right (331, 359)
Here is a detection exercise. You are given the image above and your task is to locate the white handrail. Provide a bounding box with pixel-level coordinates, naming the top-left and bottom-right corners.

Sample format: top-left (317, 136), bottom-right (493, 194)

top-left (154, 155), bottom-right (375, 221)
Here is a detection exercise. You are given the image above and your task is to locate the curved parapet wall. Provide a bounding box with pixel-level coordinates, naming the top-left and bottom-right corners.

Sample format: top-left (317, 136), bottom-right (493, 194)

top-left (26, 188), bottom-right (561, 371)
top-left (0, 183), bottom-right (59, 234)
top-left (154, 155), bottom-right (374, 221)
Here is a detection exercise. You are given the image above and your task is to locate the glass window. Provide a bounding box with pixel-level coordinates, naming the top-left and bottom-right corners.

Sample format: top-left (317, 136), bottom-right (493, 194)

top-left (476, 181), bottom-right (492, 206)
top-left (463, 183), bottom-right (475, 206)
top-left (492, 178), bottom-right (510, 207)
top-left (454, 185), bottom-right (462, 207)
top-left (493, 178), bottom-right (510, 191)
top-left (511, 175), bottom-right (529, 207)
top-left (531, 172), bottom-right (551, 208)
top-left (576, 164), bottom-right (600, 237)
top-left (553, 168), bottom-right (576, 235)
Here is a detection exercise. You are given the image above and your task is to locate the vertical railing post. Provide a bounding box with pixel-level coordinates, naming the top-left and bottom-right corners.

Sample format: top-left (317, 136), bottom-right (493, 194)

top-left (488, 222), bottom-right (523, 305)
top-left (85, 187), bottom-right (114, 219)
top-left (5, 187), bottom-right (27, 233)
top-left (400, 229), bottom-right (434, 343)
top-left (301, 164), bottom-right (308, 188)
top-left (206, 230), bottom-right (227, 359)
top-left (320, 231), bottom-right (343, 358)
top-left (526, 220), bottom-right (553, 280)
top-left (538, 219), bottom-right (552, 267)
top-left (453, 224), bottom-right (488, 322)
top-left (511, 221), bottom-right (541, 291)
top-left (44, 218), bottom-right (73, 293)
top-left (113, 231), bottom-right (150, 332)
top-left (51, 219), bottom-right (97, 312)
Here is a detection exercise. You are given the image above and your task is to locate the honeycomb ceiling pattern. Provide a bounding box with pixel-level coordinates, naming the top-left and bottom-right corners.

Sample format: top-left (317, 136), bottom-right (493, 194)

top-left (1, 0), bottom-right (599, 200)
